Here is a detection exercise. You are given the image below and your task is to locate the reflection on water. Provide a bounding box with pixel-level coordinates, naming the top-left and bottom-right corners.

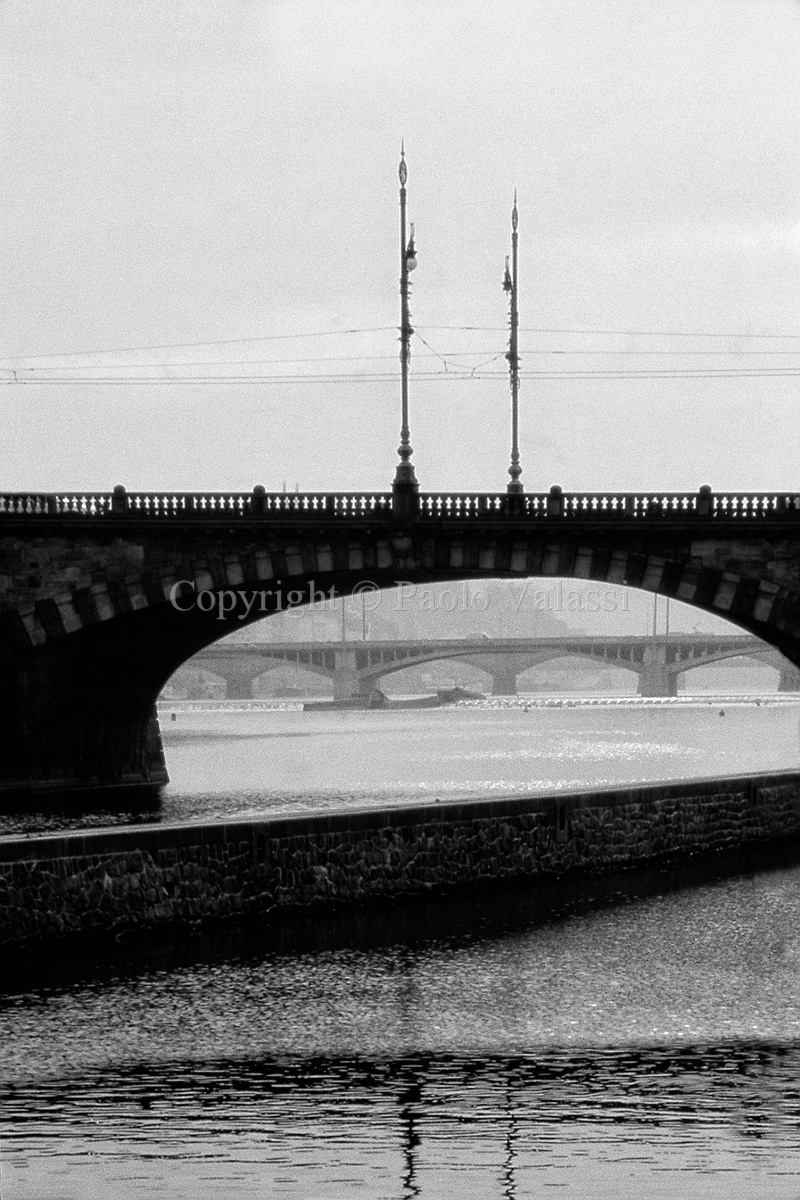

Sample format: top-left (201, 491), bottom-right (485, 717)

top-left (3, 861), bottom-right (800, 1196)
top-left (2, 699), bottom-right (798, 834)
top-left (4, 1047), bottom-right (800, 1200)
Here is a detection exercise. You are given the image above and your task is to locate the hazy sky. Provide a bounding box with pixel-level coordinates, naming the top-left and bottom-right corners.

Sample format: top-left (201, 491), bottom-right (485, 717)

top-left (2, 0), bottom-right (799, 494)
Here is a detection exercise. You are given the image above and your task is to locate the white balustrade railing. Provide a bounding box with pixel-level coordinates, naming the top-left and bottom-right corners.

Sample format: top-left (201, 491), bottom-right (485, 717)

top-left (0, 488), bottom-right (798, 521)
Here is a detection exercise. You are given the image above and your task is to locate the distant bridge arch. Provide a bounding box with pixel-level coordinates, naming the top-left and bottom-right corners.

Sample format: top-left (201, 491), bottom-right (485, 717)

top-left (191, 633), bottom-right (789, 700)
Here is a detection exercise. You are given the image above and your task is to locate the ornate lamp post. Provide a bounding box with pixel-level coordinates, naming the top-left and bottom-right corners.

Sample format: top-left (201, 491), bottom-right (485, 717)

top-left (503, 193), bottom-right (523, 493)
top-left (392, 145), bottom-right (420, 516)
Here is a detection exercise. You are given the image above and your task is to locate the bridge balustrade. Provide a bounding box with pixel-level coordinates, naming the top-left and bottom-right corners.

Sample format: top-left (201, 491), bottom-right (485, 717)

top-left (1, 488), bottom-right (798, 522)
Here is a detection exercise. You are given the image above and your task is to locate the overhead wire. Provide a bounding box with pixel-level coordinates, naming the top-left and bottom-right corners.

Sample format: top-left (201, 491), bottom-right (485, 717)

top-left (416, 325), bottom-right (800, 339)
top-left (4, 319), bottom-right (800, 387)
top-left (8, 348), bottom-right (800, 377)
top-left (4, 323), bottom-right (800, 366)
top-left (0, 326), bottom-right (401, 362)
top-left (5, 366), bottom-right (800, 386)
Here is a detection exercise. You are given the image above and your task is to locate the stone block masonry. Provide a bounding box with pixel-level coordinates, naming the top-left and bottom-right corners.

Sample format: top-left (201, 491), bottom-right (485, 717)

top-left (2, 771), bottom-right (800, 947)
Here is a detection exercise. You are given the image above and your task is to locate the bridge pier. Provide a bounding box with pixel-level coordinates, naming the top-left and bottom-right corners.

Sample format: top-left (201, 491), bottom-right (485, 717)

top-left (203, 661), bottom-right (260, 700)
top-left (332, 648), bottom-right (371, 701)
top-left (637, 646), bottom-right (678, 697)
top-left (778, 666), bottom-right (800, 692)
top-left (1, 632), bottom-right (169, 796)
top-left (637, 670), bottom-right (678, 698)
top-left (489, 667), bottom-right (519, 696)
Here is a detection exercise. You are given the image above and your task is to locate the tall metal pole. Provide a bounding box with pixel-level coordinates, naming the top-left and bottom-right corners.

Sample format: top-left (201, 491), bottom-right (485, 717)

top-left (392, 145), bottom-right (419, 511)
top-left (504, 193), bottom-right (523, 493)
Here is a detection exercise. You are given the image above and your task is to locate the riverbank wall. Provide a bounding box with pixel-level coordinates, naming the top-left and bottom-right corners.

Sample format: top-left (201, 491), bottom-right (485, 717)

top-left (3, 771), bottom-right (800, 947)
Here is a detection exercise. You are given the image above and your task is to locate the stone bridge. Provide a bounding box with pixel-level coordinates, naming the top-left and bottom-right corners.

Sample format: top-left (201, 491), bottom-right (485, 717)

top-left (2, 483), bottom-right (800, 795)
top-left (190, 634), bottom-right (799, 700)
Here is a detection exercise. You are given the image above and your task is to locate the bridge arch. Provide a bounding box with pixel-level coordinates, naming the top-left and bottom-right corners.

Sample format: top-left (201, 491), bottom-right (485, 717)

top-left (3, 508), bottom-right (800, 793)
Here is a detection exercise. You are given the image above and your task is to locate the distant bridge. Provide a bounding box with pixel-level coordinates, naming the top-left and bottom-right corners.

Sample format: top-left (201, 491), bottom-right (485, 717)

top-left (3, 484), bottom-right (800, 793)
top-left (190, 634), bottom-right (800, 699)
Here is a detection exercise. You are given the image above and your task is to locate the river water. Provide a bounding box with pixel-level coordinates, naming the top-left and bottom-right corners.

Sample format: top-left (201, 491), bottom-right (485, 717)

top-left (3, 699), bottom-right (800, 1197)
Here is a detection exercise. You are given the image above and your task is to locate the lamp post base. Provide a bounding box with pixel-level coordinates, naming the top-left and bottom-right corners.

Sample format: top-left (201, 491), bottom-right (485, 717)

top-left (392, 463), bottom-right (419, 519)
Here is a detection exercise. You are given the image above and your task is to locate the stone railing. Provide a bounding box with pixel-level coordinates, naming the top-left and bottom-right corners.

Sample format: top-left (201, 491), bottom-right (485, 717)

top-left (1, 485), bottom-right (798, 522)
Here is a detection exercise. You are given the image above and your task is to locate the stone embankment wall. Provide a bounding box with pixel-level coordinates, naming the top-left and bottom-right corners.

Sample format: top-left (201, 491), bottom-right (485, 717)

top-left (3, 772), bottom-right (800, 947)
